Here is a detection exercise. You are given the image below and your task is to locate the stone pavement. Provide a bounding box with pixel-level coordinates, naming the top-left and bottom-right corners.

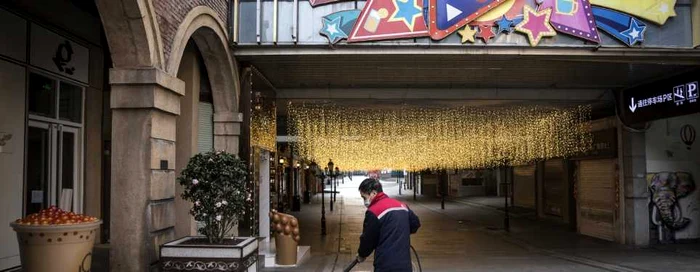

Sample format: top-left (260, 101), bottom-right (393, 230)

top-left (263, 176), bottom-right (700, 272)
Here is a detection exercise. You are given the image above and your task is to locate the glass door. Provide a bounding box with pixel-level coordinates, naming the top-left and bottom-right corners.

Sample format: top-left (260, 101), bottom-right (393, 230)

top-left (25, 121), bottom-right (82, 215)
top-left (26, 121), bottom-right (55, 215)
top-left (58, 125), bottom-right (80, 212)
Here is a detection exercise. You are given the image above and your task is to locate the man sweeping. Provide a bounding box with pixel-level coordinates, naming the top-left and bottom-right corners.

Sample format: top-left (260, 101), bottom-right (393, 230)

top-left (356, 178), bottom-right (421, 271)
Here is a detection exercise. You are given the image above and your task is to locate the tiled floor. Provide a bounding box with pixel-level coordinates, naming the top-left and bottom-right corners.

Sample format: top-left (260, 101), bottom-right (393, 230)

top-left (262, 176), bottom-right (700, 272)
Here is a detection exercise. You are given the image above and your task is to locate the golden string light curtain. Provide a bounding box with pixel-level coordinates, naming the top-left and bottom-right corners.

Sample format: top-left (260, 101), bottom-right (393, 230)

top-left (251, 102), bottom-right (277, 152)
top-left (287, 103), bottom-right (593, 171)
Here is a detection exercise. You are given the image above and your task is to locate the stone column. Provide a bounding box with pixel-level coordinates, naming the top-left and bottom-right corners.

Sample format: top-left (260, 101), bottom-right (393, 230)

top-left (618, 122), bottom-right (649, 246)
top-left (213, 111), bottom-right (243, 154)
top-left (213, 111), bottom-right (243, 237)
top-left (110, 68), bottom-right (183, 271)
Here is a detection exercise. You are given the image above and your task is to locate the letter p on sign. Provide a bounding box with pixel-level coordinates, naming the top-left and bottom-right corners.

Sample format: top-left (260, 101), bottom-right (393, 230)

top-left (687, 81), bottom-right (698, 100)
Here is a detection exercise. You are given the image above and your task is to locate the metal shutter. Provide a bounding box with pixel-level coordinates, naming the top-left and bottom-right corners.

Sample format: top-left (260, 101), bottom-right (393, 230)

top-left (577, 159), bottom-right (616, 241)
top-left (514, 165), bottom-right (536, 209)
top-left (197, 102), bottom-right (213, 153)
top-left (544, 159), bottom-right (566, 217)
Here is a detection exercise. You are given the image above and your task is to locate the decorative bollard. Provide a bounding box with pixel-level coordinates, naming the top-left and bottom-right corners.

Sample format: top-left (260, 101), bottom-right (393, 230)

top-left (270, 210), bottom-right (300, 265)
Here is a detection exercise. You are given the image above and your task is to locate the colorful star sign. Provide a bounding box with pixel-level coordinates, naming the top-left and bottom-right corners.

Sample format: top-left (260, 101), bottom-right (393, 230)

top-left (477, 24), bottom-right (496, 43)
top-left (589, 0), bottom-right (676, 25)
top-left (470, 0), bottom-right (525, 27)
top-left (348, 0), bottom-right (429, 42)
top-left (495, 16), bottom-right (515, 34)
top-left (538, 0), bottom-right (600, 43)
top-left (389, 0), bottom-right (423, 31)
top-left (428, 0), bottom-right (507, 40)
top-left (592, 7), bottom-right (647, 46)
top-left (515, 5), bottom-right (557, 46)
top-left (320, 10), bottom-right (361, 44)
top-left (457, 25), bottom-right (478, 43)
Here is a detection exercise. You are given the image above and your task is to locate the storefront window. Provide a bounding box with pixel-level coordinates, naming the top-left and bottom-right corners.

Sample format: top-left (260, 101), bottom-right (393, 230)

top-left (59, 82), bottom-right (82, 123)
top-left (28, 73), bottom-right (56, 118)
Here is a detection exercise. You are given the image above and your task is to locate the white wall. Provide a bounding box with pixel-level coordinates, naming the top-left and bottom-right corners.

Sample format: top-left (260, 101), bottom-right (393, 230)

top-left (259, 150), bottom-right (270, 239)
top-left (646, 113), bottom-right (700, 240)
top-left (0, 59), bottom-right (26, 270)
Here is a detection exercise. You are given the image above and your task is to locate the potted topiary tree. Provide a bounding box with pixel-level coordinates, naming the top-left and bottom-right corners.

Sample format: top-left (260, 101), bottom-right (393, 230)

top-left (160, 151), bottom-right (258, 271)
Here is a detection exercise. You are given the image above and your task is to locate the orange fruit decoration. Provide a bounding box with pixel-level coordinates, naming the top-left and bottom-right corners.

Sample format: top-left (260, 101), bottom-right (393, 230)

top-left (15, 206), bottom-right (99, 226)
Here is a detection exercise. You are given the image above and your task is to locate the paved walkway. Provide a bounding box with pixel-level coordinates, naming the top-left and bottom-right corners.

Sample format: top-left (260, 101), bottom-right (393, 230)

top-left (263, 176), bottom-right (700, 272)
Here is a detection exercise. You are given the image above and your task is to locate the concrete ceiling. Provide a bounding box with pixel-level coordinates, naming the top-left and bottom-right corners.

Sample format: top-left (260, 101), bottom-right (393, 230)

top-left (239, 54), bottom-right (693, 89)
top-left (240, 53), bottom-right (696, 120)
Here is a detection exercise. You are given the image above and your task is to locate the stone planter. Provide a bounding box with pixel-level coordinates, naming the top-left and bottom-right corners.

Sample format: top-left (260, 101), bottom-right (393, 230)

top-left (161, 236), bottom-right (259, 272)
top-left (10, 220), bottom-right (102, 272)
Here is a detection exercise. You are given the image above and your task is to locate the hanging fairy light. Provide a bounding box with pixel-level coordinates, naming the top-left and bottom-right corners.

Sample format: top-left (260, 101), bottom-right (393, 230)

top-left (251, 93), bottom-right (276, 152)
top-left (287, 103), bottom-right (593, 171)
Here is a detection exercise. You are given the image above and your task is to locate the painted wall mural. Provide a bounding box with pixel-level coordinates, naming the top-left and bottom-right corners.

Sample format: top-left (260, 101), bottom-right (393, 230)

top-left (647, 172), bottom-right (696, 243)
top-left (315, 0), bottom-right (678, 47)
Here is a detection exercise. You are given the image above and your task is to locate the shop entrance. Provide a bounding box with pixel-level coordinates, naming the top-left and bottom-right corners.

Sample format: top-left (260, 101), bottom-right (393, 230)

top-left (25, 72), bottom-right (84, 215)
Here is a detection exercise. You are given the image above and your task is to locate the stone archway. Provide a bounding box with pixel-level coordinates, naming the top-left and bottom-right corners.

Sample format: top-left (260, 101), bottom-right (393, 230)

top-left (170, 7), bottom-right (243, 240)
top-left (167, 6), bottom-right (242, 154)
top-left (96, 0), bottom-right (165, 69)
top-left (95, 1), bottom-right (241, 271)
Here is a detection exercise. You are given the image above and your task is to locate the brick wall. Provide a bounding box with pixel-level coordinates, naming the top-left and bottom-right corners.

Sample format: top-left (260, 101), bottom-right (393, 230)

top-left (153, 0), bottom-right (228, 66)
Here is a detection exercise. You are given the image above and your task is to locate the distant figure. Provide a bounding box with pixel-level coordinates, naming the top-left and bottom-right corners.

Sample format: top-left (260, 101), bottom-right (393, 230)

top-left (368, 170), bottom-right (380, 180)
top-left (355, 178), bottom-right (421, 271)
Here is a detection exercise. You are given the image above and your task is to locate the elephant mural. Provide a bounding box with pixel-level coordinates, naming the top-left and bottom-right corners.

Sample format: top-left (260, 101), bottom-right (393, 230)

top-left (648, 172), bottom-right (696, 241)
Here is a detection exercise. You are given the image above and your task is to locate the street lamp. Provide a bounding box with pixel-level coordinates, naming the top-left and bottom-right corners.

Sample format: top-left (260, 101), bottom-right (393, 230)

top-left (328, 160), bottom-right (336, 207)
top-left (304, 163), bottom-right (311, 204)
top-left (327, 163), bottom-right (334, 212)
top-left (335, 166), bottom-right (340, 187)
top-left (310, 161), bottom-right (326, 236)
top-left (292, 161), bottom-right (301, 211)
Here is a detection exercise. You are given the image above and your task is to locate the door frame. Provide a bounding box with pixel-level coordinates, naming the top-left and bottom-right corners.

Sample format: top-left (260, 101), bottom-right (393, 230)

top-left (26, 119), bottom-right (83, 214)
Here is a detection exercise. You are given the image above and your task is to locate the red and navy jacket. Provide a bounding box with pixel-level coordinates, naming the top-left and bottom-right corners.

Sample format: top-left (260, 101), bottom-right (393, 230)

top-left (358, 192), bottom-right (421, 272)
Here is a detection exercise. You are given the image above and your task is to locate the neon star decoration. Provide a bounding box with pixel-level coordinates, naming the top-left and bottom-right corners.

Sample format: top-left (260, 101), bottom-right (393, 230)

top-left (592, 7), bottom-right (647, 46)
top-left (477, 24), bottom-right (496, 43)
top-left (320, 10), bottom-right (361, 44)
top-left (321, 17), bottom-right (345, 44)
top-left (538, 0), bottom-right (600, 43)
top-left (495, 16), bottom-right (515, 33)
top-left (388, 0), bottom-right (423, 31)
top-left (515, 5), bottom-right (557, 46)
top-left (470, 0), bottom-right (525, 30)
top-left (348, 0), bottom-right (429, 42)
top-left (469, 0), bottom-right (524, 39)
top-left (589, 0), bottom-right (676, 25)
top-left (457, 25), bottom-right (478, 43)
top-left (620, 18), bottom-right (646, 45)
